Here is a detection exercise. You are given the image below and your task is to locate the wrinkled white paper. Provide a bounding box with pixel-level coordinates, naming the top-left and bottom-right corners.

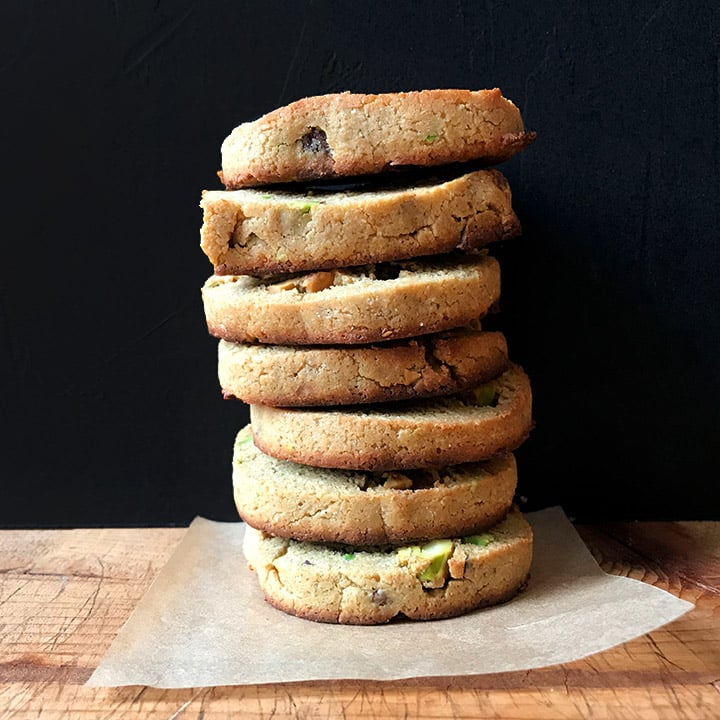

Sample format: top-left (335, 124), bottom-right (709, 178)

top-left (88, 507), bottom-right (693, 688)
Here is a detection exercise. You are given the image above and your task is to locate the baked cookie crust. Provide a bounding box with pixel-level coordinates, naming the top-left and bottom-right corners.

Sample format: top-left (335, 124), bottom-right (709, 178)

top-left (201, 169), bottom-right (520, 274)
top-left (218, 327), bottom-right (509, 406)
top-left (220, 89), bottom-right (535, 187)
top-left (233, 425), bottom-right (517, 544)
top-left (250, 364), bottom-right (533, 470)
top-left (242, 508), bottom-right (533, 624)
top-left (202, 254), bottom-right (501, 345)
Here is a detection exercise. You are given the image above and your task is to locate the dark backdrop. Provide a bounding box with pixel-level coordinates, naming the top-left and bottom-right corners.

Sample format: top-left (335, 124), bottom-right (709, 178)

top-left (1, 1), bottom-right (718, 527)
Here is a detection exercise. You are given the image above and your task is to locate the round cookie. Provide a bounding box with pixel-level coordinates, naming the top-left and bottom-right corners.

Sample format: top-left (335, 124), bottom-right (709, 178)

top-left (201, 169), bottom-right (520, 275)
top-left (250, 364), bottom-right (532, 470)
top-left (218, 327), bottom-right (509, 406)
top-left (242, 508), bottom-right (533, 624)
top-left (220, 89), bottom-right (535, 188)
top-left (233, 425), bottom-right (517, 545)
top-left (202, 253), bottom-right (501, 345)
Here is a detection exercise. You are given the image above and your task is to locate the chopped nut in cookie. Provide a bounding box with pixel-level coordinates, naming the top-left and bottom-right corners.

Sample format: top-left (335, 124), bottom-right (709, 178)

top-left (381, 472), bottom-right (413, 490)
top-left (448, 547), bottom-right (467, 579)
top-left (300, 271), bottom-right (335, 293)
top-left (264, 271), bottom-right (335, 294)
top-left (266, 278), bottom-right (298, 293)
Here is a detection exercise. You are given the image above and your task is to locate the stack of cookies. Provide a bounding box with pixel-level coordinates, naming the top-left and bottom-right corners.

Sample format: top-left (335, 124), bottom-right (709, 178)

top-left (200, 89), bottom-right (536, 624)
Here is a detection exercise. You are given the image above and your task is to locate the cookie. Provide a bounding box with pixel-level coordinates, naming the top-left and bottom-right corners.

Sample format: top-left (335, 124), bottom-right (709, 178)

top-left (218, 326), bottom-right (508, 406)
top-left (220, 89), bottom-right (535, 188)
top-left (242, 508), bottom-right (533, 624)
top-left (250, 364), bottom-right (532, 470)
top-left (202, 253), bottom-right (501, 345)
top-left (233, 425), bottom-right (517, 544)
top-left (201, 169), bottom-right (520, 275)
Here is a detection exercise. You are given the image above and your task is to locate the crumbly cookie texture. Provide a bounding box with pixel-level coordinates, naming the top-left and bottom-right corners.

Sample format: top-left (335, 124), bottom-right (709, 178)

top-left (250, 364), bottom-right (532, 471)
top-left (201, 169), bottom-right (520, 275)
top-left (218, 326), bottom-right (508, 406)
top-left (242, 508), bottom-right (533, 624)
top-left (202, 254), bottom-right (501, 345)
top-left (220, 89), bottom-right (535, 188)
top-left (233, 425), bottom-right (517, 544)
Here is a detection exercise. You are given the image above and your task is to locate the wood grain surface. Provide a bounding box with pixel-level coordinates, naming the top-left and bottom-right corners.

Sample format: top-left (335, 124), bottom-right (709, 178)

top-left (0, 522), bottom-right (718, 719)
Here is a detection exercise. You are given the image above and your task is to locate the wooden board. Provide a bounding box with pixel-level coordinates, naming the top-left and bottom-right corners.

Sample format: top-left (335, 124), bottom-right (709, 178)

top-left (0, 522), bottom-right (718, 719)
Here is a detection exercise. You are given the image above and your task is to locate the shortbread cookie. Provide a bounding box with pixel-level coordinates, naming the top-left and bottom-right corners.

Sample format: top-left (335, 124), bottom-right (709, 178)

top-left (202, 254), bottom-right (500, 345)
top-left (202, 169), bottom-right (520, 274)
top-left (219, 327), bottom-right (508, 406)
top-left (242, 508), bottom-right (533, 624)
top-left (233, 425), bottom-right (517, 544)
top-left (220, 89), bottom-right (535, 188)
top-left (250, 364), bottom-right (532, 470)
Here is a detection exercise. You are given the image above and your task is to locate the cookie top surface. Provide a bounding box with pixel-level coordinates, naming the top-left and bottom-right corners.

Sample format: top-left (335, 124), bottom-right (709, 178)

top-left (218, 326), bottom-right (509, 406)
top-left (243, 508), bottom-right (533, 624)
top-left (201, 168), bottom-right (520, 275)
top-left (220, 89), bottom-right (535, 188)
top-left (233, 425), bottom-right (517, 544)
top-left (250, 363), bottom-right (533, 470)
top-left (202, 253), bottom-right (501, 345)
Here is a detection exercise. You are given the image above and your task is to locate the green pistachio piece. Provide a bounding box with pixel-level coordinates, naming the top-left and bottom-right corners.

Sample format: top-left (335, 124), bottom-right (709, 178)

top-left (290, 200), bottom-right (320, 214)
top-left (419, 538), bottom-right (453, 559)
top-left (417, 539), bottom-right (453, 584)
top-left (472, 384), bottom-right (498, 407)
top-left (464, 533), bottom-right (494, 547)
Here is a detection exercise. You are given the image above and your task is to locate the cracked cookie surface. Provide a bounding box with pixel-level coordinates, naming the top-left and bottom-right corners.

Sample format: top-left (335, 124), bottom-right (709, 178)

top-left (220, 89), bottom-right (535, 188)
top-left (218, 326), bottom-right (508, 406)
top-left (233, 425), bottom-right (517, 544)
top-left (201, 169), bottom-right (520, 274)
top-left (202, 253), bottom-right (501, 345)
top-left (242, 508), bottom-right (532, 624)
top-left (250, 364), bottom-right (532, 470)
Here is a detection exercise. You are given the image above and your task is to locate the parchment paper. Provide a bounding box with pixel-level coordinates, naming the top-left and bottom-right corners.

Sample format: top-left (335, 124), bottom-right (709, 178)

top-left (87, 507), bottom-right (692, 688)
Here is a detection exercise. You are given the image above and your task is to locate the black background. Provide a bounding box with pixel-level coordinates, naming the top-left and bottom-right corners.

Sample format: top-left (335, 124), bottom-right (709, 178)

top-left (1, 1), bottom-right (718, 527)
